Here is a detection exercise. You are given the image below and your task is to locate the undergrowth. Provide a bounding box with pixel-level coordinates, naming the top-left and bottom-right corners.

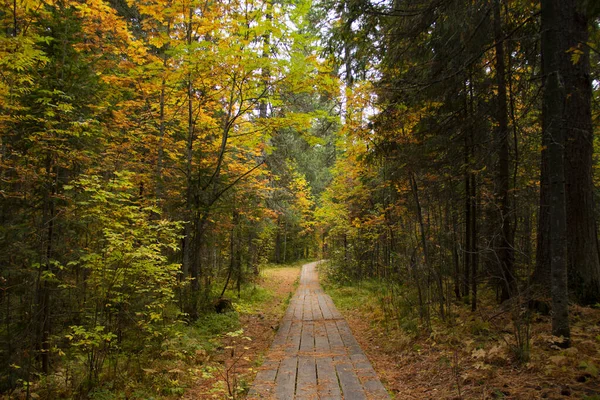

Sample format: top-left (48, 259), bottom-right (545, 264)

top-left (320, 262), bottom-right (600, 399)
top-left (4, 274), bottom-right (284, 400)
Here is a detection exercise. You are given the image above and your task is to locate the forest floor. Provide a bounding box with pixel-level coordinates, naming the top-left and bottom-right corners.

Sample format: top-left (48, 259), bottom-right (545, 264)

top-left (322, 275), bottom-right (600, 400)
top-left (183, 263), bottom-right (302, 399)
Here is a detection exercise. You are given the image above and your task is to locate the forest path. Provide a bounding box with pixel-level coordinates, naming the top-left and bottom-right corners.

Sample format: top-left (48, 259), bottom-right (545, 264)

top-left (247, 261), bottom-right (389, 399)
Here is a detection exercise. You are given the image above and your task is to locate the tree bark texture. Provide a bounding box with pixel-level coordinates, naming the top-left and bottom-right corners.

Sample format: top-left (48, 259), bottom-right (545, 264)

top-left (541, 0), bottom-right (570, 344)
top-left (562, 0), bottom-right (600, 305)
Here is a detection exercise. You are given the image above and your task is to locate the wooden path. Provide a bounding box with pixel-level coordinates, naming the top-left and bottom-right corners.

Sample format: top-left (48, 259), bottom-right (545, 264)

top-left (247, 261), bottom-right (389, 399)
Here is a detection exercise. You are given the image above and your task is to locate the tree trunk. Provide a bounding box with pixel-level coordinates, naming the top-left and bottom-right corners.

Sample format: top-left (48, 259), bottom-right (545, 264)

top-left (493, 0), bottom-right (515, 302)
top-left (184, 6), bottom-right (199, 319)
top-left (533, 122), bottom-right (551, 287)
top-left (471, 173), bottom-right (478, 312)
top-left (235, 212), bottom-right (243, 298)
top-left (410, 172), bottom-right (444, 320)
top-left (156, 22), bottom-right (170, 199)
top-left (541, 0), bottom-right (570, 345)
top-left (275, 225), bottom-right (281, 263)
top-left (451, 208), bottom-right (461, 300)
top-left (259, 3), bottom-right (272, 120)
top-left (563, 1), bottom-right (600, 305)
top-left (36, 160), bottom-right (56, 374)
top-left (464, 133), bottom-right (471, 299)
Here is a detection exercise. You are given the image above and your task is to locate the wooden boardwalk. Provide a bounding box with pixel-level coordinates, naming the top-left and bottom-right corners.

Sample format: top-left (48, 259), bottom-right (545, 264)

top-left (247, 261), bottom-right (389, 399)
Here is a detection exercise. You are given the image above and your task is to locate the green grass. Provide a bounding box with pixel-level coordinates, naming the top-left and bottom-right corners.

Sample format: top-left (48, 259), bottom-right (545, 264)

top-left (320, 264), bottom-right (419, 339)
top-left (194, 311), bottom-right (241, 345)
top-left (229, 284), bottom-right (273, 314)
top-left (321, 275), bottom-right (387, 313)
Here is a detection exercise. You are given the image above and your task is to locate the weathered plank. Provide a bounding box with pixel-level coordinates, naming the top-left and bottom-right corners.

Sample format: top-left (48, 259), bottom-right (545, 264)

top-left (300, 320), bottom-right (315, 353)
top-left (336, 320), bottom-right (363, 355)
top-left (310, 291), bottom-right (322, 320)
top-left (271, 319), bottom-right (292, 349)
top-left (246, 358), bottom-right (279, 399)
top-left (324, 319), bottom-right (344, 355)
top-left (294, 294), bottom-right (304, 320)
top-left (303, 292), bottom-right (314, 321)
top-left (314, 321), bottom-right (330, 352)
top-left (334, 355), bottom-right (367, 400)
top-left (275, 356), bottom-right (297, 399)
top-left (286, 320), bottom-right (302, 354)
top-left (324, 294), bottom-right (343, 319)
top-left (295, 356), bottom-right (317, 399)
top-left (316, 356), bottom-right (341, 400)
top-left (317, 293), bottom-right (335, 320)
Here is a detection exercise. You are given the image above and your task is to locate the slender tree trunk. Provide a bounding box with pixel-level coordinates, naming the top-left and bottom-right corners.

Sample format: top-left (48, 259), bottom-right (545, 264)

top-left (541, 0), bottom-right (570, 345)
top-left (451, 208), bottom-right (461, 300)
top-left (183, 6), bottom-right (200, 318)
top-left (410, 172), bottom-right (444, 319)
top-left (275, 225), bottom-right (281, 263)
top-left (494, 0), bottom-right (515, 302)
top-left (235, 212), bottom-right (242, 298)
top-left (468, 74), bottom-right (479, 311)
top-left (464, 133), bottom-right (471, 299)
top-left (410, 247), bottom-right (427, 327)
top-left (37, 160), bottom-right (56, 374)
top-left (471, 173), bottom-right (478, 312)
top-left (282, 220), bottom-right (287, 264)
top-left (343, 233), bottom-right (348, 266)
top-left (221, 211), bottom-right (238, 298)
top-left (524, 209), bottom-right (532, 268)
top-left (533, 110), bottom-right (551, 287)
top-left (12, 0), bottom-right (17, 36)
top-left (259, 2), bottom-right (272, 120)
top-left (156, 23), bottom-right (170, 199)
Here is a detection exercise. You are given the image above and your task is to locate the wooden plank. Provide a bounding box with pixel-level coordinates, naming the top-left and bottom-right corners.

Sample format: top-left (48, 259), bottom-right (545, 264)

top-left (295, 356), bottom-right (317, 399)
top-left (351, 353), bottom-right (377, 378)
top-left (254, 359), bottom-right (280, 383)
top-left (324, 320), bottom-right (344, 355)
top-left (336, 320), bottom-right (362, 355)
top-left (314, 321), bottom-right (330, 352)
top-left (247, 359), bottom-right (279, 399)
top-left (324, 294), bottom-right (343, 319)
top-left (316, 356), bottom-right (341, 400)
top-left (334, 355), bottom-right (367, 400)
top-left (302, 292), bottom-right (314, 321)
top-left (286, 320), bottom-right (302, 354)
top-left (310, 292), bottom-right (323, 320)
top-left (362, 378), bottom-right (390, 399)
top-left (271, 319), bottom-right (292, 349)
top-left (294, 293), bottom-right (304, 320)
top-left (285, 294), bottom-right (303, 320)
top-left (275, 356), bottom-right (298, 399)
top-left (317, 293), bottom-right (334, 320)
top-left (283, 302), bottom-right (294, 320)
top-left (300, 320), bottom-right (315, 353)
top-left (350, 354), bottom-right (388, 398)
